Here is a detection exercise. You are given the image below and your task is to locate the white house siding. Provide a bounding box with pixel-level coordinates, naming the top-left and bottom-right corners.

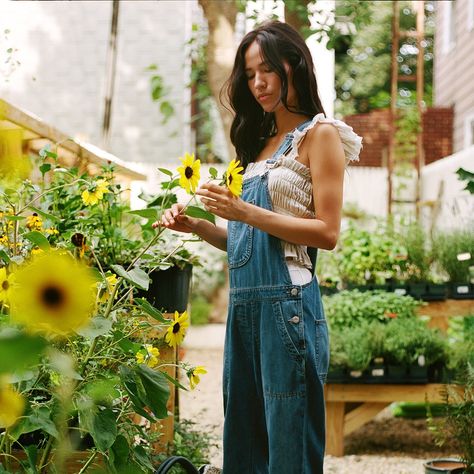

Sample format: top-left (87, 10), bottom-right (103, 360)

top-left (434, 0), bottom-right (474, 152)
top-left (421, 146), bottom-right (474, 230)
top-left (0, 0), bottom-right (192, 167)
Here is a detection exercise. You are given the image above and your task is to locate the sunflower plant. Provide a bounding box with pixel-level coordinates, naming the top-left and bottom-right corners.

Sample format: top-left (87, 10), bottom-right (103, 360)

top-left (0, 146), bottom-right (241, 473)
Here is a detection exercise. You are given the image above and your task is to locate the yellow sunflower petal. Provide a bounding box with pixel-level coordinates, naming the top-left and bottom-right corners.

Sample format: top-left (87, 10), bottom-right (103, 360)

top-left (9, 251), bottom-right (96, 336)
top-left (177, 153), bottom-right (201, 194)
top-left (225, 159), bottom-right (244, 197)
top-left (0, 385), bottom-right (24, 428)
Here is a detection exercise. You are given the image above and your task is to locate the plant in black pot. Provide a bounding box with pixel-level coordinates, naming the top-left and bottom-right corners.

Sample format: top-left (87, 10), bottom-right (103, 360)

top-left (382, 317), bottom-right (447, 383)
top-left (138, 240), bottom-right (201, 314)
top-left (432, 228), bottom-right (474, 299)
top-left (425, 365), bottom-right (474, 474)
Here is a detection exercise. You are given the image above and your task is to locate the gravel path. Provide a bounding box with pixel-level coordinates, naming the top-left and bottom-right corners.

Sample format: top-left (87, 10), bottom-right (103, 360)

top-left (179, 324), bottom-right (455, 473)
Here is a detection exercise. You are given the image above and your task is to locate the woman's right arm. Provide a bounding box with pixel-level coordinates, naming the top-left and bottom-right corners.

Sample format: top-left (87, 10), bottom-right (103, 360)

top-left (153, 203), bottom-right (227, 251)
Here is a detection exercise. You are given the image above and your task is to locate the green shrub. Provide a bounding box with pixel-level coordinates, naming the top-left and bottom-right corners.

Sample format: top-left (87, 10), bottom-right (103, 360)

top-left (336, 222), bottom-right (409, 285)
top-left (190, 295), bottom-right (212, 325)
top-left (153, 418), bottom-right (218, 472)
top-left (432, 228), bottom-right (474, 283)
top-left (323, 289), bottom-right (422, 330)
top-left (382, 317), bottom-right (447, 366)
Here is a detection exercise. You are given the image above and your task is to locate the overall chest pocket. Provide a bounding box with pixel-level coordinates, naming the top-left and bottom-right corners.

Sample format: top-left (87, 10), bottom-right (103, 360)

top-left (227, 201), bottom-right (255, 269)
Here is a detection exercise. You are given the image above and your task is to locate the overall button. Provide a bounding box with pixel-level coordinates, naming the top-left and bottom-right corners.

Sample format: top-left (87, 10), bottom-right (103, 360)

top-left (290, 288), bottom-right (298, 296)
top-left (289, 315), bottom-right (300, 324)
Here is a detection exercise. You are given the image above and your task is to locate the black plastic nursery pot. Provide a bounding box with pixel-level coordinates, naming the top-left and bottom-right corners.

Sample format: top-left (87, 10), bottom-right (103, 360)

top-left (408, 281), bottom-right (428, 300)
top-left (424, 458), bottom-right (468, 474)
top-left (140, 264), bottom-right (193, 313)
top-left (449, 282), bottom-right (474, 299)
top-left (391, 281), bottom-right (409, 296)
top-left (425, 283), bottom-right (448, 301)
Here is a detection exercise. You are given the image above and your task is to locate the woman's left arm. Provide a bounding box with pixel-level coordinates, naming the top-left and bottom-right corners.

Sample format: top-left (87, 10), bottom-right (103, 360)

top-left (196, 123), bottom-right (346, 251)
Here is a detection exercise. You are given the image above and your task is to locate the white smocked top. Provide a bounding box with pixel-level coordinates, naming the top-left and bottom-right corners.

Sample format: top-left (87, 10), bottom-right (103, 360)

top-left (243, 113), bottom-right (363, 269)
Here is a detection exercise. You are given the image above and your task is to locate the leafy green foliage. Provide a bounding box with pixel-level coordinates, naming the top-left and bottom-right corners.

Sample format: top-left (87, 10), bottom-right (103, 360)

top-left (431, 228), bottom-right (474, 283)
top-left (323, 289), bottom-right (421, 330)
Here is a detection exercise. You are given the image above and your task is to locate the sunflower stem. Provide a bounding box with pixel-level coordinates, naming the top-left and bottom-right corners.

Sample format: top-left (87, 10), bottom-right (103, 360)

top-left (38, 435), bottom-right (54, 473)
top-left (77, 450), bottom-right (98, 474)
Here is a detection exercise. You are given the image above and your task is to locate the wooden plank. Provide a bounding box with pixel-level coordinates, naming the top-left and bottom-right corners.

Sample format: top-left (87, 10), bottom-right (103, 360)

top-left (325, 384), bottom-right (448, 403)
top-left (419, 299), bottom-right (474, 333)
top-left (325, 401), bottom-right (345, 457)
top-left (0, 98), bottom-right (146, 181)
top-left (343, 402), bottom-right (389, 436)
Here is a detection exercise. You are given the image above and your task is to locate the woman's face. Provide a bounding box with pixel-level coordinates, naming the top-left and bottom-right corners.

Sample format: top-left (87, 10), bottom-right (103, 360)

top-left (244, 40), bottom-right (297, 113)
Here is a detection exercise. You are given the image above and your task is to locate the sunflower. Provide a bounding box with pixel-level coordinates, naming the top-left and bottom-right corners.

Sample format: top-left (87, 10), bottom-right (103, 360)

top-left (9, 251), bottom-right (96, 336)
top-left (0, 384), bottom-right (25, 428)
top-left (165, 310), bottom-right (189, 348)
top-left (26, 213), bottom-right (43, 231)
top-left (225, 159), bottom-right (244, 197)
top-left (97, 273), bottom-right (118, 304)
top-left (135, 344), bottom-right (160, 368)
top-left (0, 267), bottom-right (14, 304)
top-left (177, 153), bottom-right (201, 194)
top-left (187, 365), bottom-right (207, 390)
top-left (81, 179), bottom-right (110, 206)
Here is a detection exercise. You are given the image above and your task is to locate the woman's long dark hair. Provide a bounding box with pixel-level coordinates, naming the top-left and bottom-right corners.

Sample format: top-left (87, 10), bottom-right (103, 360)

top-left (224, 20), bottom-right (326, 168)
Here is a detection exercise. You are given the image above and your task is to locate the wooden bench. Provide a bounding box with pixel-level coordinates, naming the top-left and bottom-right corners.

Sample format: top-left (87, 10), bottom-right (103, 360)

top-left (324, 383), bottom-right (449, 457)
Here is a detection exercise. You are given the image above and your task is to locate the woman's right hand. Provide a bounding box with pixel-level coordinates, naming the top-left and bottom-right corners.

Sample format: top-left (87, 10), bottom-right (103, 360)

top-left (152, 203), bottom-right (198, 234)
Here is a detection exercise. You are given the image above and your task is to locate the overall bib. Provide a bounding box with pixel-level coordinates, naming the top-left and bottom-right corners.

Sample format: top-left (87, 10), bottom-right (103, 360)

top-left (223, 126), bottom-right (330, 474)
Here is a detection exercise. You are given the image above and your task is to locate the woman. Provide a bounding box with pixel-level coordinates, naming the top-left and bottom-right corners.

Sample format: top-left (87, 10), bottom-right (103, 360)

top-left (158, 20), bottom-right (362, 474)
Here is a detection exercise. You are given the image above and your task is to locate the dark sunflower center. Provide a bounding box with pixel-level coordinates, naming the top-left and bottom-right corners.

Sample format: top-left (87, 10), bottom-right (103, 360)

top-left (42, 285), bottom-right (64, 309)
top-left (173, 322), bottom-right (181, 334)
top-left (184, 167), bottom-right (194, 179)
top-left (2, 280), bottom-right (8, 291)
top-left (228, 174), bottom-right (233, 184)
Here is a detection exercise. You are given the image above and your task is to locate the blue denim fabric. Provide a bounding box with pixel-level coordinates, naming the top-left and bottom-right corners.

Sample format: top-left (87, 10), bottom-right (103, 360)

top-left (223, 121), bottom-right (329, 474)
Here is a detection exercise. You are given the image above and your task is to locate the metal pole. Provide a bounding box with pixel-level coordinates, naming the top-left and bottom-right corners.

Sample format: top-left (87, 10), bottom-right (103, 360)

top-left (388, 1), bottom-right (400, 216)
top-left (415, 1), bottom-right (425, 220)
top-left (102, 0), bottom-right (120, 150)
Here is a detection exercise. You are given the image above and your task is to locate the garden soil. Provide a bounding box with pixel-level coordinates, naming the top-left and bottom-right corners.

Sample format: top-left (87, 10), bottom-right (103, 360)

top-left (180, 324), bottom-right (459, 473)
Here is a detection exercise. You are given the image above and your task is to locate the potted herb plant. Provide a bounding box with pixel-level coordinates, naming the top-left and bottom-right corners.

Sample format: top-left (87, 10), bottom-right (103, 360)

top-left (432, 228), bottom-right (474, 299)
top-left (425, 366), bottom-right (474, 474)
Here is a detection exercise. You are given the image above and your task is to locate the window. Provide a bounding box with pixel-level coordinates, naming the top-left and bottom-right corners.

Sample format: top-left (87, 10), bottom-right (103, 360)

top-left (468, 0), bottom-right (474, 31)
top-left (464, 112), bottom-right (474, 148)
top-left (443, 1), bottom-right (456, 53)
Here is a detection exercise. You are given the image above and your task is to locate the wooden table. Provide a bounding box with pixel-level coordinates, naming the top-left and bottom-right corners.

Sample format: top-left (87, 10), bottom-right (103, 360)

top-left (419, 299), bottom-right (474, 332)
top-left (324, 383), bottom-right (449, 457)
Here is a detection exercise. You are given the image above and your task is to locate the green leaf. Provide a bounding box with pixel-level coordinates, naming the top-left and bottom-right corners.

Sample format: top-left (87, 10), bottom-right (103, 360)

top-left (39, 163), bottom-right (51, 176)
top-left (127, 208), bottom-right (158, 220)
top-left (136, 365), bottom-right (170, 419)
top-left (27, 206), bottom-right (61, 223)
top-left (146, 193), bottom-right (177, 208)
top-left (90, 408), bottom-right (117, 452)
top-left (23, 231), bottom-right (50, 250)
top-left (4, 215), bottom-right (25, 221)
top-left (185, 205), bottom-right (215, 224)
top-left (0, 330), bottom-right (48, 373)
top-left (110, 434), bottom-right (130, 468)
top-left (133, 445), bottom-right (154, 471)
top-left (161, 370), bottom-right (188, 391)
top-left (160, 101), bottom-right (174, 123)
top-left (10, 406), bottom-right (59, 441)
top-left (158, 167), bottom-right (173, 177)
top-left (209, 167), bottom-right (218, 179)
top-left (84, 377), bottom-right (121, 404)
top-left (0, 250), bottom-right (10, 264)
top-left (134, 298), bottom-right (166, 322)
top-left (111, 264), bottom-right (150, 291)
top-left (119, 365), bottom-right (155, 422)
top-left (76, 317), bottom-right (113, 339)
top-left (114, 331), bottom-right (142, 355)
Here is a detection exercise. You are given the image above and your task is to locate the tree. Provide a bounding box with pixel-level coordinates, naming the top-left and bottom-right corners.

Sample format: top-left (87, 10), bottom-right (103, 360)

top-left (197, 0), bottom-right (238, 161)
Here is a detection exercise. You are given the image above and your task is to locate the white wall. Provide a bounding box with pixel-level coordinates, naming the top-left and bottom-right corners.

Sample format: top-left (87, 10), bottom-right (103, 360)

top-left (421, 146), bottom-right (474, 230)
top-left (0, 0), bottom-right (192, 165)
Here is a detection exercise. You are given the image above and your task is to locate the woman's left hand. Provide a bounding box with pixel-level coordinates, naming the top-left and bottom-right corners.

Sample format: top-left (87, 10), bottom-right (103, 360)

top-left (195, 183), bottom-right (249, 222)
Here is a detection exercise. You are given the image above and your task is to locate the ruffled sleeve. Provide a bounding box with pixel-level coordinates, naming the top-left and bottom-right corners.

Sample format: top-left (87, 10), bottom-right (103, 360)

top-left (291, 113), bottom-right (363, 165)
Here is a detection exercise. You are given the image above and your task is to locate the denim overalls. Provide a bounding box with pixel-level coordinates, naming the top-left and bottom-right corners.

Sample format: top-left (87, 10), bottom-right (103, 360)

top-left (223, 121), bottom-right (330, 474)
